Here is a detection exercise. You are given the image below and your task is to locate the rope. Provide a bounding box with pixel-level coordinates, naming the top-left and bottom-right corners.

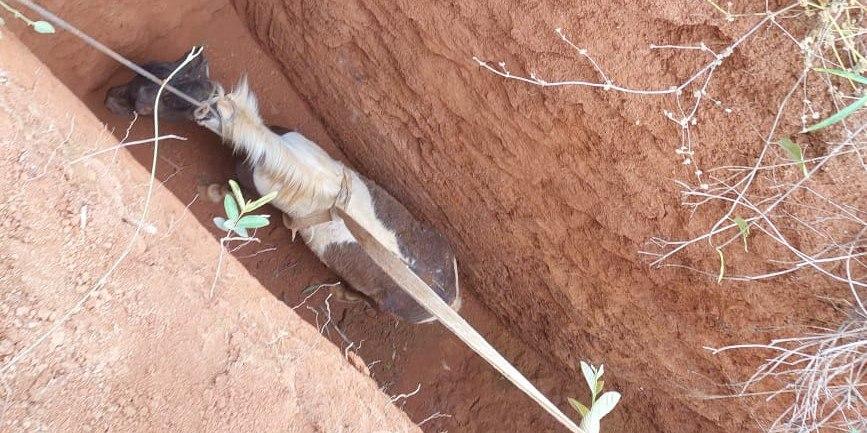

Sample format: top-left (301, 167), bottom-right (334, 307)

top-left (11, 3), bottom-right (587, 430)
top-left (12, 0), bottom-right (207, 109)
top-left (283, 167), bottom-right (586, 433)
top-left (281, 169), bottom-right (353, 240)
top-left (335, 206), bottom-right (585, 433)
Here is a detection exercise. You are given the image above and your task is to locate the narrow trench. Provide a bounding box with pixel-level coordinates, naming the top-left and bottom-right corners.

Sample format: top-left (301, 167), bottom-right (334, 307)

top-left (14, 1), bottom-right (585, 431)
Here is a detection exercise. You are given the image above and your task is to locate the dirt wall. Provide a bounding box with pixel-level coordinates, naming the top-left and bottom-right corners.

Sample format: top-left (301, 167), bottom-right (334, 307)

top-left (0, 32), bottom-right (420, 433)
top-left (5, 1), bottom-right (615, 430)
top-left (229, 0), bottom-right (846, 431)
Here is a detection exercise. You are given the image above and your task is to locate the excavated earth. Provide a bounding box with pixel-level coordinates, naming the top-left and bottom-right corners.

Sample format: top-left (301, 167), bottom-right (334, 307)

top-left (0, 33), bottom-right (420, 433)
top-left (5, 0), bottom-right (857, 432)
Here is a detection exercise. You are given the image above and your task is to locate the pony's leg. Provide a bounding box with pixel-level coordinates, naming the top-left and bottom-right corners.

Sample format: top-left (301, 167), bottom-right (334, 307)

top-left (234, 158), bottom-right (258, 198)
top-left (203, 159), bottom-right (259, 203)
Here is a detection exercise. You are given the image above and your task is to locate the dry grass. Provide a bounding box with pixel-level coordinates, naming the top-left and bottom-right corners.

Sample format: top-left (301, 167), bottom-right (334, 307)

top-left (707, 310), bottom-right (865, 433)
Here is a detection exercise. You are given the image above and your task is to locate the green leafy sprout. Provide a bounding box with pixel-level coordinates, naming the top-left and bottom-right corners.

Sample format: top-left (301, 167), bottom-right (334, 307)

top-left (0, 0), bottom-right (55, 33)
top-left (773, 67), bottom-right (865, 192)
top-left (778, 137), bottom-right (809, 178)
top-left (568, 362), bottom-right (621, 433)
top-left (212, 179), bottom-right (278, 238)
top-left (803, 68), bottom-right (867, 133)
top-left (731, 216), bottom-right (750, 252)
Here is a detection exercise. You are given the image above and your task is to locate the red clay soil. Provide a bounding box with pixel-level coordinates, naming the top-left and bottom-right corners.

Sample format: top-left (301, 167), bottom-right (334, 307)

top-left (7, 0), bottom-right (854, 432)
top-left (0, 33), bottom-right (420, 433)
top-left (7, 1), bottom-right (597, 433)
top-left (227, 0), bottom-right (856, 432)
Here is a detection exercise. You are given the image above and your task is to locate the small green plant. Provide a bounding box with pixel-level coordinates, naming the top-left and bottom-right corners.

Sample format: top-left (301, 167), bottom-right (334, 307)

top-left (0, 0), bottom-right (55, 33)
top-left (778, 137), bottom-right (808, 178)
top-left (803, 68), bottom-right (867, 133)
top-left (731, 216), bottom-right (750, 251)
top-left (568, 361), bottom-right (621, 433)
top-left (212, 179), bottom-right (277, 238)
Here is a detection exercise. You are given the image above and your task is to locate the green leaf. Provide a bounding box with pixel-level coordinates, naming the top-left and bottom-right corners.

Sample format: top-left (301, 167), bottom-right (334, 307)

top-left (732, 217), bottom-right (750, 251)
top-left (228, 179), bottom-right (245, 212)
top-left (223, 194), bottom-right (240, 221)
top-left (568, 398), bottom-right (590, 418)
top-left (245, 191), bottom-right (278, 212)
top-left (804, 94), bottom-right (867, 133)
top-left (213, 217), bottom-right (228, 231)
top-left (595, 380), bottom-right (605, 398)
top-left (591, 391), bottom-right (621, 419)
top-left (779, 137), bottom-right (808, 177)
top-left (31, 21), bottom-right (55, 34)
top-left (236, 214), bottom-right (270, 229)
top-left (814, 67), bottom-right (867, 85)
top-left (580, 361), bottom-right (596, 396)
top-left (716, 248), bottom-right (725, 284)
top-left (233, 225), bottom-right (249, 238)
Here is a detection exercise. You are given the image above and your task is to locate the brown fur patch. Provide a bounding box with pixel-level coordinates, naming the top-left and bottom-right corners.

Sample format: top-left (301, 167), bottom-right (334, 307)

top-left (320, 176), bottom-right (459, 323)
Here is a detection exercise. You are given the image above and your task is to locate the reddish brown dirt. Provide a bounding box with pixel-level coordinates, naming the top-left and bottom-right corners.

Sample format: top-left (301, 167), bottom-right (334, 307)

top-left (225, 0), bottom-right (856, 432)
top-left (7, 1), bottom-right (598, 433)
top-left (0, 33), bottom-right (420, 433)
top-left (8, 0), bottom-right (855, 432)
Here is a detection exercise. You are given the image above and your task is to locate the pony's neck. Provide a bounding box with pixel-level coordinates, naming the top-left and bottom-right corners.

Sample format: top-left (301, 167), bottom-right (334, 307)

top-left (223, 103), bottom-right (344, 214)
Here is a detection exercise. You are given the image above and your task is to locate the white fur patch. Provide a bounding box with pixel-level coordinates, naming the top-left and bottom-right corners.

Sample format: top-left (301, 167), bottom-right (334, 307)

top-left (211, 81), bottom-right (405, 262)
top-left (249, 133), bottom-right (408, 263)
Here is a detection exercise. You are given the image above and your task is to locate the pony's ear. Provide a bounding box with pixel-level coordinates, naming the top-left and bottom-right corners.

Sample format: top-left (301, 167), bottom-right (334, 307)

top-left (235, 75), bottom-right (250, 93)
top-left (187, 48), bottom-right (210, 78)
top-left (231, 74), bottom-right (259, 115)
top-left (171, 47), bottom-right (209, 78)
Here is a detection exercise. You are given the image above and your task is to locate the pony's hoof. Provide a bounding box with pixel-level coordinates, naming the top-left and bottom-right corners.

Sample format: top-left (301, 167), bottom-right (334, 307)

top-left (332, 284), bottom-right (367, 304)
top-left (204, 183), bottom-right (228, 203)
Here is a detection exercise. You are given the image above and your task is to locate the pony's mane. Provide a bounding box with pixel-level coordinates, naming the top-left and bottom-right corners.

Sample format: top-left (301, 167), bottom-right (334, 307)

top-left (218, 77), bottom-right (344, 214)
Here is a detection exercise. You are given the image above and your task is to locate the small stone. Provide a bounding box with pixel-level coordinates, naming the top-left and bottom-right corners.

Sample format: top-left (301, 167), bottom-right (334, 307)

top-left (37, 308), bottom-right (52, 320)
top-left (15, 306), bottom-right (29, 317)
top-left (50, 331), bottom-right (65, 348)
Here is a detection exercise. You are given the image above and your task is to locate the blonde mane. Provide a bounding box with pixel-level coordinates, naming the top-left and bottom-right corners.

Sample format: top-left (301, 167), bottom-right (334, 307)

top-left (216, 78), bottom-right (345, 216)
